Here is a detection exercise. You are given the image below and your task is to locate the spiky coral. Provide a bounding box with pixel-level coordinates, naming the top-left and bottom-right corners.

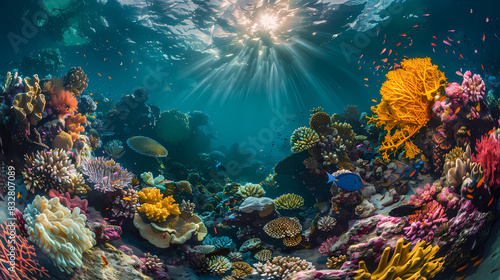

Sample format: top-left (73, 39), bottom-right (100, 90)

top-left (368, 57), bottom-right (447, 160)
top-left (137, 188), bottom-right (181, 223)
top-left (355, 238), bottom-right (443, 280)
top-left (274, 193), bottom-right (304, 210)
top-left (290, 127), bottom-right (319, 153)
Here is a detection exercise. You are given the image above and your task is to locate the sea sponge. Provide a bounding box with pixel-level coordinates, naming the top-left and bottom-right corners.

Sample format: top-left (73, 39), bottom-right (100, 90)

top-left (254, 249), bottom-right (273, 261)
top-left (66, 113), bottom-right (86, 141)
top-left (290, 127), bottom-right (319, 153)
top-left (368, 57), bottom-right (447, 160)
top-left (238, 183), bottom-right (265, 198)
top-left (274, 193), bottom-right (304, 210)
top-left (231, 261), bottom-right (253, 278)
top-left (155, 109), bottom-right (191, 144)
top-left (52, 131), bottom-right (73, 151)
top-left (207, 256), bottom-right (232, 275)
top-left (264, 217), bottom-right (302, 239)
top-left (49, 89), bottom-right (78, 118)
top-left (317, 216), bottom-right (337, 231)
top-left (137, 188), bottom-right (181, 223)
top-left (239, 238), bottom-right (262, 252)
top-left (127, 136), bottom-right (168, 158)
top-left (253, 256), bottom-right (315, 280)
top-left (309, 111), bottom-right (332, 135)
top-left (24, 195), bottom-right (96, 274)
top-left (355, 238), bottom-right (444, 280)
top-left (63, 66), bottom-right (89, 96)
top-left (22, 149), bottom-right (76, 193)
top-left (12, 89), bottom-right (45, 125)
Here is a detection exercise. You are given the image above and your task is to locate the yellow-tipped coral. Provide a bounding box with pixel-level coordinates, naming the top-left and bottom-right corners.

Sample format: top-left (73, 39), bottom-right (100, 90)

top-left (274, 193), bottom-right (304, 210)
top-left (368, 58), bottom-right (446, 161)
top-left (137, 188), bottom-right (181, 223)
top-left (355, 238), bottom-right (444, 280)
top-left (290, 127), bottom-right (319, 153)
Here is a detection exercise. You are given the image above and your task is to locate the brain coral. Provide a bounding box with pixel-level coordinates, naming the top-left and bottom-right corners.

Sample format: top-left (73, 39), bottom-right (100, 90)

top-left (24, 195), bottom-right (96, 274)
top-left (137, 188), bottom-right (181, 223)
top-left (309, 111), bottom-right (332, 135)
top-left (368, 57), bottom-right (446, 160)
top-left (290, 127), bottom-right (320, 153)
top-left (155, 109), bottom-right (191, 144)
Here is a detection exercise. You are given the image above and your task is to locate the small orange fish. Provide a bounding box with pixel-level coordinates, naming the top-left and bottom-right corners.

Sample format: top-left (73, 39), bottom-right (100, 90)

top-left (364, 78), bottom-right (369, 81)
top-left (214, 227), bottom-right (218, 234)
top-left (372, 99), bottom-right (377, 103)
top-left (471, 255), bottom-right (479, 260)
top-left (477, 176), bottom-right (484, 188)
top-left (98, 73), bottom-right (101, 76)
top-left (460, 54), bottom-right (464, 59)
top-left (431, 43), bottom-right (436, 46)
top-left (432, 35), bottom-right (437, 39)
top-left (101, 255), bottom-right (109, 266)
top-left (455, 107), bottom-right (461, 115)
top-left (380, 194), bottom-right (386, 201)
top-left (476, 103), bottom-right (481, 112)
top-left (488, 196), bottom-right (494, 207)
top-left (467, 130), bottom-right (471, 136)
top-left (17, 192), bottom-right (22, 199)
top-left (400, 33), bottom-right (407, 36)
top-left (108, 76), bottom-right (112, 80)
top-left (439, 95), bottom-right (446, 102)
top-left (388, 49), bottom-right (392, 56)
top-left (467, 188), bottom-right (473, 193)
top-left (413, 25), bottom-right (418, 28)
top-left (123, 197), bottom-right (132, 201)
top-left (483, 33), bottom-right (486, 41)
top-left (396, 42), bottom-right (401, 46)
top-left (473, 257), bottom-right (484, 267)
top-left (456, 275), bottom-right (466, 280)
top-left (375, 65), bottom-right (381, 70)
top-left (380, 48), bottom-right (386, 54)
top-left (481, 64), bottom-right (484, 71)
top-left (382, 58), bottom-right (388, 62)
top-left (489, 129), bottom-right (495, 135)
top-left (466, 194), bottom-right (473, 199)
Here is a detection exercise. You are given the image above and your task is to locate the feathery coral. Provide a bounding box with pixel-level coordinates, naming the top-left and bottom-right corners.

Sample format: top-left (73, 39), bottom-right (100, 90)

top-left (137, 188), bottom-right (181, 223)
top-left (355, 238), bottom-right (444, 280)
top-left (368, 57), bottom-right (446, 160)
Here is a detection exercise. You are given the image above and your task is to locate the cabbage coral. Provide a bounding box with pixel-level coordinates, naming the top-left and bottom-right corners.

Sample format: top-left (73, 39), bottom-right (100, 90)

top-left (368, 57), bottom-right (447, 160)
top-left (290, 127), bottom-right (319, 153)
top-left (355, 238), bottom-right (443, 280)
top-left (155, 109), bottom-right (191, 144)
top-left (137, 188), bottom-right (181, 223)
top-left (274, 193), bottom-right (304, 209)
top-left (24, 195), bottom-right (96, 274)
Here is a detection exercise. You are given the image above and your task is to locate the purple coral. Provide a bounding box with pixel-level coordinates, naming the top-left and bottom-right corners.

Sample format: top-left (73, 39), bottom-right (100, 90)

top-left (462, 71), bottom-right (485, 102)
top-left (318, 236), bottom-right (339, 256)
top-left (407, 183), bottom-right (436, 206)
top-left (404, 201), bottom-right (448, 244)
top-left (437, 187), bottom-right (460, 210)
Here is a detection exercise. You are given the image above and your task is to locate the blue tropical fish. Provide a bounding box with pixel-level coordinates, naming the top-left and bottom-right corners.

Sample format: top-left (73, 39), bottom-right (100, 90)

top-left (327, 172), bottom-right (364, 191)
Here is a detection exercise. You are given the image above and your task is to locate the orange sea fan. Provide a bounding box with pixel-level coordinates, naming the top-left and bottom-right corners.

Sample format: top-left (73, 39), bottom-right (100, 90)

top-left (66, 113), bottom-right (87, 141)
top-left (49, 89), bottom-right (78, 118)
top-left (368, 57), bottom-right (446, 160)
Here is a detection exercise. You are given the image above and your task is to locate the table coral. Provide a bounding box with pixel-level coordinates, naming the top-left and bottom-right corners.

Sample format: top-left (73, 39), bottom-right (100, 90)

top-left (355, 238), bottom-right (443, 280)
top-left (274, 193), bottom-right (304, 209)
top-left (368, 57), bottom-right (447, 160)
top-left (24, 195), bottom-right (96, 274)
top-left (290, 126), bottom-right (319, 153)
top-left (137, 188), bottom-right (181, 223)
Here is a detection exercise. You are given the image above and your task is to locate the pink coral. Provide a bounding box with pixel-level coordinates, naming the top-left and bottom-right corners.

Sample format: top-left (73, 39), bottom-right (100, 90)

top-left (48, 189), bottom-right (88, 213)
top-left (473, 134), bottom-right (500, 190)
top-left (462, 71), bottom-right (485, 102)
top-left (318, 236), bottom-right (339, 256)
top-left (407, 183), bottom-right (437, 206)
top-left (404, 200), bottom-right (448, 243)
top-left (437, 187), bottom-right (460, 210)
top-left (445, 82), bottom-right (468, 106)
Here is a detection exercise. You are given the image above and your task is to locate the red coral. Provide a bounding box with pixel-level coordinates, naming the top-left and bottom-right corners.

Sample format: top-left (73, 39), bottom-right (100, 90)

top-left (48, 189), bottom-right (88, 213)
top-left (473, 134), bottom-right (500, 190)
top-left (0, 221), bottom-right (50, 280)
top-left (48, 89), bottom-right (78, 118)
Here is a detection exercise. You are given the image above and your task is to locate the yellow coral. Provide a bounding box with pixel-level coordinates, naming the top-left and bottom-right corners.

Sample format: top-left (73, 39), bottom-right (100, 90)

top-left (274, 193), bottom-right (304, 210)
top-left (355, 238), bottom-right (444, 280)
top-left (137, 188), bottom-right (181, 223)
top-left (368, 58), bottom-right (446, 161)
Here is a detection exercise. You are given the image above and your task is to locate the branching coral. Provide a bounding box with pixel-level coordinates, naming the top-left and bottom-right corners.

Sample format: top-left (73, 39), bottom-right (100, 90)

top-left (317, 216), bottom-right (337, 232)
top-left (290, 127), bottom-right (319, 153)
top-left (253, 256), bottom-right (315, 280)
top-left (207, 256), bottom-right (232, 275)
top-left (155, 109), bottom-right (191, 144)
top-left (461, 71), bottom-right (485, 102)
top-left (238, 183), bottom-right (265, 198)
top-left (49, 90), bottom-right (78, 118)
top-left (355, 238), bottom-right (443, 280)
top-left (65, 113), bottom-right (86, 141)
top-left (137, 188), bottom-right (181, 223)
top-left (24, 195), bottom-right (96, 274)
top-left (22, 149), bottom-right (76, 193)
top-left (368, 57), bottom-right (447, 160)
top-left (473, 134), bottom-right (500, 189)
top-left (81, 157), bottom-right (133, 192)
top-left (274, 193), bottom-right (304, 209)
top-left (404, 200), bottom-right (448, 243)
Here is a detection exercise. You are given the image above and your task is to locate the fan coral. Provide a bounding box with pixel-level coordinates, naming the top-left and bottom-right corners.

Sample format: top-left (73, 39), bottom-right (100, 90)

top-left (473, 134), bottom-right (500, 189)
top-left (239, 238), bottom-right (262, 252)
top-left (24, 195), bottom-right (96, 274)
top-left (317, 216), bottom-right (337, 232)
top-left (274, 193), bottom-right (304, 209)
top-left (137, 188), bottom-right (181, 223)
top-left (104, 139), bottom-right (125, 159)
top-left (49, 90), bottom-right (78, 118)
top-left (63, 66), bottom-right (89, 96)
top-left (0, 221), bottom-right (50, 280)
top-left (207, 256), bottom-right (232, 275)
top-left (231, 261), bottom-right (253, 278)
top-left (309, 111), bottom-right (332, 135)
top-left (368, 57), bottom-right (447, 160)
top-left (290, 127), bottom-right (319, 153)
top-left (253, 256), bottom-right (315, 280)
top-left (127, 136), bottom-right (168, 158)
top-left (203, 235), bottom-right (236, 249)
top-left (81, 157), bottom-right (133, 192)
top-left (462, 71), bottom-right (485, 102)
top-left (155, 109), bottom-right (191, 144)
top-left (355, 238), bottom-right (443, 280)
top-left (254, 249), bottom-right (273, 261)
top-left (22, 149), bottom-right (76, 193)
top-left (238, 183), bottom-right (265, 198)
top-left (65, 113), bottom-right (86, 141)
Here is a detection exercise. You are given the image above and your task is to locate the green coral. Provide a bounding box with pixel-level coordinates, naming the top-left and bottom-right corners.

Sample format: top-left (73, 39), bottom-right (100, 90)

top-left (290, 127), bottom-right (319, 153)
top-left (155, 109), bottom-right (191, 144)
top-left (140, 172), bottom-right (175, 194)
top-left (274, 193), bottom-right (304, 210)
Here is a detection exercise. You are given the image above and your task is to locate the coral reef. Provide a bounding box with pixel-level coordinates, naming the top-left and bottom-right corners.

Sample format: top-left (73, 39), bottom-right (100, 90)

top-left (264, 217), bottom-right (302, 246)
top-left (231, 261), bottom-right (253, 278)
top-left (238, 183), bottom-right (265, 198)
top-left (291, 126), bottom-right (320, 153)
top-left (253, 256), bottom-right (315, 280)
top-left (368, 57), bottom-right (447, 160)
top-left (274, 193), bottom-right (304, 209)
top-left (81, 157), bottom-right (133, 192)
top-left (254, 249), bottom-right (273, 261)
top-left (24, 195), bottom-right (96, 274)
top-left (310, 111), bottom-right (332, 135)
top-left (65, 113), bottom-right (87, 141)
top-left (137, 188), bottom-right (181, 223)
top-left (155, 109), bottom-right (191, 144)
top-left (473, 134), bottom-right (500, 189)
top-left (317, 216), bottom-right (337, 232)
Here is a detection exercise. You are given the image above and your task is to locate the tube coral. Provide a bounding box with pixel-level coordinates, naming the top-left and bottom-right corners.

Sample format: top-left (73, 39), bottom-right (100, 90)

top-left (368, 57), bottom-right (447, 160)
